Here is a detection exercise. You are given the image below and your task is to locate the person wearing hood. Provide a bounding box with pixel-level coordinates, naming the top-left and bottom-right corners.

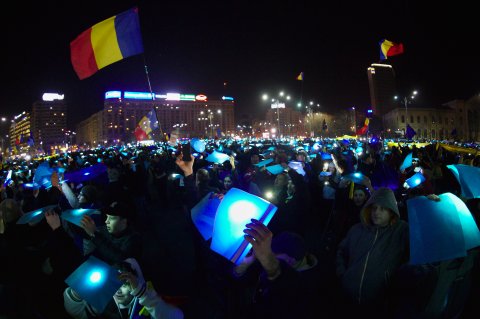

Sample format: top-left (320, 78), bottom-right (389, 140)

top-left (335, 187), bottom-right (409, 318)
top-left (64, 258), bottom-right (184, 319)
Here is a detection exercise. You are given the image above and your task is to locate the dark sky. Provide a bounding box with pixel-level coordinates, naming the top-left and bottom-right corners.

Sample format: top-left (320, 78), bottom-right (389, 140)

top-left (3, 1), bottom-right (479, 130)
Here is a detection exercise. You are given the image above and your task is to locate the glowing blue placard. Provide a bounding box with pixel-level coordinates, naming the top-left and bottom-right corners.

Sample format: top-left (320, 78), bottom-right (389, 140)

top-left (65, 256), bottom-right (122, 313)
top-left (407, 192), bottom-right (480, 265)
top-left (400, 153), bottom-right (413, 172)
top-left (321, 152), bottom-right (332, 160)
top-left (190, 192), bottom-right (221, 240)
top-left (123, 91), bottom-right (154, 100)
top-left (447, 164), bottom-right (480, 199)
top-left (405, 172), bottom-right (426, 188)
top-left (344, 172), bottom-right (364, 184)
top-left (191, 138), bottom-right (206, 153)
top-left (254, 159), bottom-right (274, 167)
top-left (222, 96), bottom-right (234, 101)
top-left (288, 161), bottom-right (306, 176)
top-left (64, 163), bottom-right (107, 183)
top-left (104, 91), bottom-right (122, 99)
top-left (266, 164), bottom-right (285, 175)
top-left (16, 204), bottom-right (58, 224)
top-left (205, 151), bottom-right (230, 164)
top-left (210, 188), bottom-right (277, 264)
top-left (61, 209), bottom-right (101, 227)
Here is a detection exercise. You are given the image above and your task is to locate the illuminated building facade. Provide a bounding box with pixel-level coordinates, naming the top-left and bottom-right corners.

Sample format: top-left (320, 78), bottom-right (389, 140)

top-left (9, 111), bottom-right (32, 151)
top-left (76, 91), bottom-right (235, 146)
top-left (31, 93), bottom-right (67, 151)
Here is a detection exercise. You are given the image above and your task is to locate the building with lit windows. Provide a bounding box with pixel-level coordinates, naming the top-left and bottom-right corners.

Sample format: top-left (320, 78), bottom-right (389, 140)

top-left (31, 93), bottom-right (67, 151)
top-left (264, 107), bottom-right (304, 137)
top-left (76, 91), bottom-right (235, 146)
top-left (367, 63), bottom-right (396, 117)
top-left (382, 99), bottom-right (480, 141)
top-left (9, 111), bottom-right (32, 151)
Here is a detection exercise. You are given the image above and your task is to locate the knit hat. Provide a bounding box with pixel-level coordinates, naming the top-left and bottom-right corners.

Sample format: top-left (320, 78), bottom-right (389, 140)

top-left (271, 231), bottom-right (307, 261)
top-left (361, 187), bottom-right (399, 224)
top-left (80, 185), bottom-right (98, 203)
top-left (102, 201), bottom-right (132, 219)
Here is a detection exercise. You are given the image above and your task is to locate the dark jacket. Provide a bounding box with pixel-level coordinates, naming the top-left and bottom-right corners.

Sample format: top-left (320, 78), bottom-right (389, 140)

top-left (89, 225), bottom-right (142, 265)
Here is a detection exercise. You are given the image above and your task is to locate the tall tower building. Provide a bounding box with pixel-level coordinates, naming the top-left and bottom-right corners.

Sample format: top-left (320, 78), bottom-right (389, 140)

top-left (367, 63), bottom-right (397, 117)
top-left (31, 93), bottom-right (67, 152)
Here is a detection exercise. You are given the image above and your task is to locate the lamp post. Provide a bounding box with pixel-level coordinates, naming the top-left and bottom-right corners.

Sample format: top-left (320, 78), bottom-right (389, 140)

top-left (262, 92), bottom-right (290, 138)
top-left (394, 90), bottom-right (418, 133)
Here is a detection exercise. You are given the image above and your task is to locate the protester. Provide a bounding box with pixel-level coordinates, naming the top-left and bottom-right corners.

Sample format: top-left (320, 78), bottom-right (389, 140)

top-left (64, 258), bottom-right (184, 319)
top-left (230, 220), bottom-right (325, 318)
top-left (336, 187), bottom-right (409, 318)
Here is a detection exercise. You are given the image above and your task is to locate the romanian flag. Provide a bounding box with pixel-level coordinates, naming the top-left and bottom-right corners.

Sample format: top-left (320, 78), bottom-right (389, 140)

top-left (70, 8), bottom-right (144, 80)
top-left (134, 110), bottom-right (158, 140)
top-left (356, 118), bottom-right (369, 135)
top-left (296, 72), bottom-right (304, 81)
top-left (379, 39), bottom-right (404, 61)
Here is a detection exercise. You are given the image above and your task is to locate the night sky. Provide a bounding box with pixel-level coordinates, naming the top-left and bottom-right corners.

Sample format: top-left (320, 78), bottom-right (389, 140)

top-left (3, 1), bottom-right (478, 129)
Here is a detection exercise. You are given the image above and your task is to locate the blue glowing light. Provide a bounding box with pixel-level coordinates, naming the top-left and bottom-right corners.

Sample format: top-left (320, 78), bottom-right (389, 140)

top-left (65, 256), bottom-right (122, 313)
top-left (191, 138), bottom-right (206, 153)
top-left (254, 159), bottom-right (274, 167)
top-left (89, 271), bottom-right (102, 284)
top-left (265, 164), bottom-right (285, 175)
top-left (84, 172), bottom-right (90, 176)
top-left (210, 188), bottom-right (277, 265)
top-left (407, 193), bottom-right (480, 265)
top-left (104, 91), bottom-right (122, 99)
top-left (447, 164), bottom-right (480, 199)
top-left (405, 172), bottom-right (425, 188)
top-left (400, 153), bottom-right (413, 172)
top-left (205, 151), bottom-right (230, 164)
top-left (124, 91), bottom-right (154, 100)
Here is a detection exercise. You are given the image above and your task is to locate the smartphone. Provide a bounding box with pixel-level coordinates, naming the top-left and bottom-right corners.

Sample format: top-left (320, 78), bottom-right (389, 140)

top-left (182, 142), bottom-right (192, 161)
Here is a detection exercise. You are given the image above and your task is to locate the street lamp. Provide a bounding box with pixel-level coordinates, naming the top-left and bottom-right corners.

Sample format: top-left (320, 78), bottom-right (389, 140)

top-left (262, 92), bottom-right (290, 138)
top-left (394, 90), bottom-right (418, 132)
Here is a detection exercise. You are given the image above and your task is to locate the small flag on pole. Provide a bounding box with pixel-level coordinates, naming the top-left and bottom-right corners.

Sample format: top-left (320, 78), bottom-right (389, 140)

top-left (379, 39), bottom-right (404, 60)
top-left (296, 72), bottom-right (304, 81)
top-left (70, 7), bottom-right (144, 80)
top-left (406, 124), bottom-right (416, 139)
top-left (356, 118), bottom-right (369, 135)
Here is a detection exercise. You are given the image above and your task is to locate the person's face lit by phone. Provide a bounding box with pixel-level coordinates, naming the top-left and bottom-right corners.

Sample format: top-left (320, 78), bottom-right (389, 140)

top-left (114, 283), bottom-right (134, 306)
top-left (223, 176), bottom-right (233, 190)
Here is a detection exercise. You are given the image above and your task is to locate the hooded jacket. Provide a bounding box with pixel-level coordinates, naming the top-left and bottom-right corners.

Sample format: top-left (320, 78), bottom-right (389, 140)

top-left (64, 258), bottom-right (184, 319)
top-left (336, 187), bottom-right (409, 306)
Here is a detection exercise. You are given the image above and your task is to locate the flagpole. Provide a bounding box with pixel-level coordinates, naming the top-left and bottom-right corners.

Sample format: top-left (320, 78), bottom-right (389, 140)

top-left (142, 55), bottom-right (164, 140)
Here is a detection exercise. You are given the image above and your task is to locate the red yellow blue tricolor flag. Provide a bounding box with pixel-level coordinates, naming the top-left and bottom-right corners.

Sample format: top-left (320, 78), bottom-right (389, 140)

top-left (379, 39), bottom-right (404, 61)
top-left (70, 7), bottom-right (144, 79)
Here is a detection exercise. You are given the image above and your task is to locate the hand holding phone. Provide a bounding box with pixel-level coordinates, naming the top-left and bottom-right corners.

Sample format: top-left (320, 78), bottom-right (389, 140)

top-left (182, 143), bottom-right (192, 162)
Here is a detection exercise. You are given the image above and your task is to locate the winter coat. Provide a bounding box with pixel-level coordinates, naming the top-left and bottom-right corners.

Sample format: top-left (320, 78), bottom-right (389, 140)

top-left (336, 187), bottom-right (409, 306)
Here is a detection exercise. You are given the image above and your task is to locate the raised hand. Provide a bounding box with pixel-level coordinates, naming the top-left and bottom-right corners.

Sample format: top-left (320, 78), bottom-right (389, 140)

top-left (175, 154), bottom-right (195, 177)
top-left (45, 209), bottom-right (61, 230)
top-left (80, 215), bottom-right (96, 237)
top-left (243, 219), bottom-right (280, 279)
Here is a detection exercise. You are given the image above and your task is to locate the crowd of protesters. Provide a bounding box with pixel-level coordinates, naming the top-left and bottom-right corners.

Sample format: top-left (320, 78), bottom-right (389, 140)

top-left (1, 136), bottom-right (479, 319)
